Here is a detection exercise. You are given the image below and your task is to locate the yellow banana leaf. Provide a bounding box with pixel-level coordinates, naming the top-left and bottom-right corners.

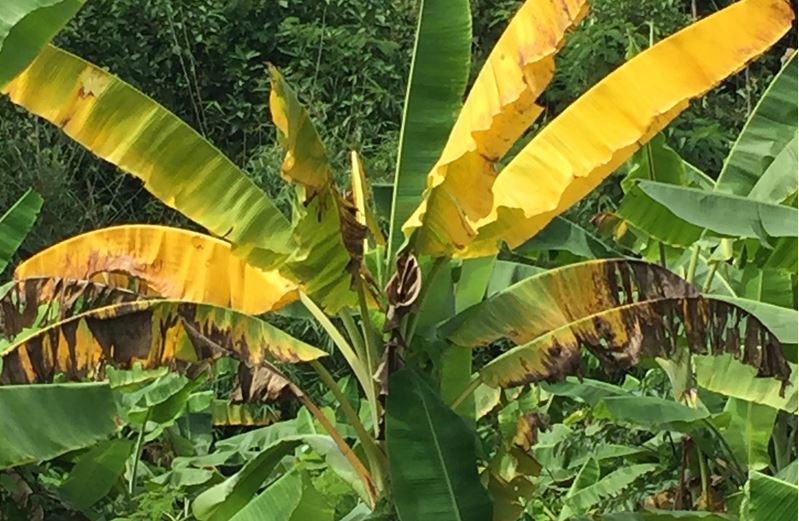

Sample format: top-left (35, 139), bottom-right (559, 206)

top-left (351, 151), bottom-right (386, 248)
top-left (402, 0), bottom-right (589, 255)
top-left (269, 68), bottom-right (367, 312)
top-left (269, 65), bottom-right (332, 193)
top-left (443, 260), bottom-right (791, 388)
top-left (461, 0), bottom-right (794, 257)
top-left (3, 45), bottom-right (294, 268)
top-left (0, 299), bottom-right (327, 385)
top-left (14, 225), bottom-right (297, 314)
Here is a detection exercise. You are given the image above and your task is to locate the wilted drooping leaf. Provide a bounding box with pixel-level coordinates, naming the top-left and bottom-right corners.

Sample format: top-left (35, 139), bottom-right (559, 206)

top-left (0, 277), bottom-right (139, 340)
top-left (0, 299), bottom-right (326, 384)
top-left (269, 66), bottom-right (368, 313)
top-left (444, 260), bottom-right (791, 388)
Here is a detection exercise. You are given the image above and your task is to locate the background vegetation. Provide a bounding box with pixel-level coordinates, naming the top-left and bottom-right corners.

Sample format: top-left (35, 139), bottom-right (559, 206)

top-left (0, 0), bottom-right (792, 265)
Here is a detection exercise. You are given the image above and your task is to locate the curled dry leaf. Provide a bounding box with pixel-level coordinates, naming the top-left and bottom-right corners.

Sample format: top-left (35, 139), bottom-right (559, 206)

top-left (384, 252), bottom-right (422, 332)
top-left (231, 362), bottom-right (294, 403)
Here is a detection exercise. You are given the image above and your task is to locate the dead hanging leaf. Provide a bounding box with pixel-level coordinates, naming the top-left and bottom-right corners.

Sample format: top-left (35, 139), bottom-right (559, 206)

top-left (645, 489), bottom-right (675, 510)
top-left (231, 362), bottom-right (293, 403)
top-left (512, 412), bottom-right (549, 451)
top-left (339, 191), bottom-right (369, 278)
top-left (0, 299), bottom-right (326, 385)
top-left (383, 252), bottom-right (422, 332)
top-left (0, 277), bottom-right (140, 339)
top-left (443, 259), bottom-right (792, 390)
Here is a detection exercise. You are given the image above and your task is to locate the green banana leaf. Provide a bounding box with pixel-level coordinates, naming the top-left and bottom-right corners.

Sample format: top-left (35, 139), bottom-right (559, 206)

top-left (0, 189), bottom-right (43, 272)
top-left (0, 0), bottom-right (85, 88)
top-left (716, 53), bottom-right (798, 196)
top-left (228, 469), bottom-right (333, 521)
top-left (0, 382), bottom-right (117, 469)
top-left (192, 438), bottom-right (304, 521)
top-left (387, 0), bottom-right (472, 256)
top-left (558, 458), bottom-right (600, 520)
top-left (636, 180), bottom-right (797, 240)
top-left (543, 377), bottom-right (629, 407)
top-left (748, 132), bottom-right (798, 203)
top-left (593, 395), bottom-right (710, 431)
top-left (519, 215), bottom-right (622, 258)
top-left (719, 397), bottom-right (777, 471)
top-left (59, 438), bottom-right (133, 509)
top-left (601, 511), bottom-right (731, 520)
top-left (386, 368), bottom-right (492, 521)
top-left (617, 183), bottom-right (703, 248)
top-left (742, 471), bottom-right (798, 521)
top-left (561, 464), bottom-right (659, 518)
top-left (694, 354), bottom-right (797, 413)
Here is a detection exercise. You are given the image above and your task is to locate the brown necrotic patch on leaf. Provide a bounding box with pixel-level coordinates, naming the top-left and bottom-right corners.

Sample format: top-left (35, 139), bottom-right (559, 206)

top-left (480, 295), bottom-right (790, 391)
top-left (444, 260), bottom-right (791, 390)
top-left (0, 300), bottom-right (326, 385)
top-left (0, 277), bottom-right (140, 339)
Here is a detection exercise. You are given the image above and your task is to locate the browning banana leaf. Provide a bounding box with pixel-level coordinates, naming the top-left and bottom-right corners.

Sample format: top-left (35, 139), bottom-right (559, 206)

top-left (269, 67), bottom-right (367, 313)
top-left (0, 276), bottom-right (139, 340)
top-left (0, 299), bottom-right (327, 384)
top-left (14, 225), bottom-right (297, 314)
top-left (443, 259), bottom-right (791, 388)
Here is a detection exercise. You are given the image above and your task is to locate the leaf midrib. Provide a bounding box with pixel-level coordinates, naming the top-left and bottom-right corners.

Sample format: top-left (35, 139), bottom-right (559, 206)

top-left (416, 378), bottom-right (463, 521)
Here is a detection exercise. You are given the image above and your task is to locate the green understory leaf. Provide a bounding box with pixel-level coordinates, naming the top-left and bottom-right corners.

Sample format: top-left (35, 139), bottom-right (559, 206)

top-left (694, 354), bottom-right (797, 413)
top-left (0, 382), bottom-right (117, 469)
top-left (637, 180), bottom-right (798, 240)
top-left (0, 189), bottom-right (43, 272)
top-left (386, 368), bottom-right (492, 521)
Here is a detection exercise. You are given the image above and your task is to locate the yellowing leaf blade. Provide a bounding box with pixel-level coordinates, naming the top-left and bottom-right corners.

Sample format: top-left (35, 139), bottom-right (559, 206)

top-left (15, 225), bottom-right (297, 314)
top-left (403, 0), bottom-right (588, 255)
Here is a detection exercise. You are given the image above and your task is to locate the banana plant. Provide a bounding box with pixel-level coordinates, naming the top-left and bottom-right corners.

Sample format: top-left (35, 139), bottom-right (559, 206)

top-left (0, 0), bottom-right (796, 519)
